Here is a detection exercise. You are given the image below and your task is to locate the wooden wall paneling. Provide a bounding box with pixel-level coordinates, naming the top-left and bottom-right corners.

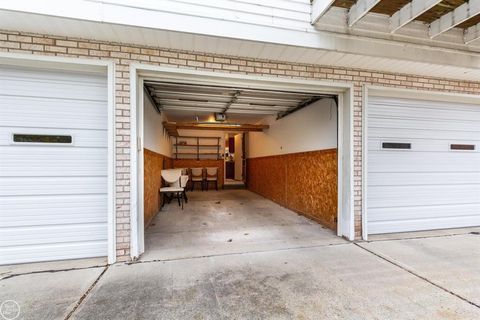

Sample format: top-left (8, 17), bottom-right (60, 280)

top-left (285, 149), bottom-right (338, 230)
top-left (247, 149), bottom-right (338, 230)
top-left (247, 156), bottom-right (287, 206)
top-left (144, 148), bottom-right (172, 228)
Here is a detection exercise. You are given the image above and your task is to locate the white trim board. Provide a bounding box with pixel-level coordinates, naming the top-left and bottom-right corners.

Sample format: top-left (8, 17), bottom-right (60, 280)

top-left (362, 85), bottom-right (480, 238)
top-left (129, 64), bottom-right (355, 259)
top-left (0, 52), bottom-right (117, 264)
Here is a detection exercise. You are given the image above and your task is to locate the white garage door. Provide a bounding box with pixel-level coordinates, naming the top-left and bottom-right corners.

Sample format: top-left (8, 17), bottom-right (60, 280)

top-left (0, 65), bottom-right (108, 264)
top-left (367, 96), bottom-right (480, 235)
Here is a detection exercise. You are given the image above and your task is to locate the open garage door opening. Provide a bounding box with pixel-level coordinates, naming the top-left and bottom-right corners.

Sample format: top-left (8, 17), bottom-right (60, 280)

top-left (135, 71), bottom-right (347, 261)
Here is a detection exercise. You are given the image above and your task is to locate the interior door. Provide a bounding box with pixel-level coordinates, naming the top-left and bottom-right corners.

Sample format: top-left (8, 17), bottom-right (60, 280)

top-left (234, 134), bottom-right (242, 180)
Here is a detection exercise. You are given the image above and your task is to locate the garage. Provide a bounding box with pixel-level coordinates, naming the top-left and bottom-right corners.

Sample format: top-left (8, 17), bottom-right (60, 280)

top-left (132, 67), bottom-right (354, 259)
top-left (0, 63), bottom-right (111, 265)
top-left (366, 94), bottom-right (480, 235)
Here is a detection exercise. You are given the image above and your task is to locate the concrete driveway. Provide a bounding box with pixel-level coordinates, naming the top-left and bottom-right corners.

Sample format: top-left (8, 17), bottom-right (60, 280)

top-left (1, 230), bottom-right (479, 320)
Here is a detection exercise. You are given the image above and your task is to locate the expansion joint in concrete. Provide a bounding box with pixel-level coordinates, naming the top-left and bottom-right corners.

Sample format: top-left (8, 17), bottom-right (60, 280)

top-left (129, 242), bottom-right (351, 265)
top-left (64, 265), bottom-right (110, 320)
top-left (0, 264), bottom-right (108, 281)
top-left (354, 243), bottom-right (480, 309)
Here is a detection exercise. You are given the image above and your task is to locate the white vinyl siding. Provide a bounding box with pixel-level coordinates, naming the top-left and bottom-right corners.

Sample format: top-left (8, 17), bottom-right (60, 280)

top-left (0, 65), bottom-right (108, 265)
top-left (89, 0), bottom-right (311, 31)
top-left (367, 96), bottom-right (480, 234)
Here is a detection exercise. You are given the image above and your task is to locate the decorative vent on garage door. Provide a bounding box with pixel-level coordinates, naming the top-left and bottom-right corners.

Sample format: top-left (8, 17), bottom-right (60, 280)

top-left (382, 142), bottom-right (411, 150)
top-left (450, 144), bottom-right (475, 151)
top-left (12, 134), bottom-right (73, 144)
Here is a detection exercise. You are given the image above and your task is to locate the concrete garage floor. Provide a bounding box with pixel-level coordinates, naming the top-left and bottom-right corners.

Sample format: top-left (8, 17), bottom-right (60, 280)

top-left (0, 190), bottom-right (479, 319)
top-left (142, 190), bottom-right (346, 262)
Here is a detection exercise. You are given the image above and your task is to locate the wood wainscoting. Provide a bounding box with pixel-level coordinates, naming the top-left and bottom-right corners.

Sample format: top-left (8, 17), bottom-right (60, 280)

top-left (144, 148), bottom-right (173, 228)
top-left (172, 159), bottom-right (225, 189)
top-left (247, 149), bottom-right (337, 230)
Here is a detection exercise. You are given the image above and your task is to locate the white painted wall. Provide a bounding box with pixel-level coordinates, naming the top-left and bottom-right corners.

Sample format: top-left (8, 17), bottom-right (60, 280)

top-left (143, 94), bottom-right (171, 157)
top-left (247, 98), bottom-right (337, 158)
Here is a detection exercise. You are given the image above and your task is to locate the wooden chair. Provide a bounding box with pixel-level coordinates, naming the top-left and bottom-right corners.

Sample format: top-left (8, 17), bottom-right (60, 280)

top-left (190, 167), bottom-right (204, 191)
top-left (205, 167), bottom-right (218, 191)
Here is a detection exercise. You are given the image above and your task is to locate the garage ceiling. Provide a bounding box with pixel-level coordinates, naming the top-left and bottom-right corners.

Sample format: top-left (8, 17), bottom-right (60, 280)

top-left (144, 81), bottom-right (333, 123)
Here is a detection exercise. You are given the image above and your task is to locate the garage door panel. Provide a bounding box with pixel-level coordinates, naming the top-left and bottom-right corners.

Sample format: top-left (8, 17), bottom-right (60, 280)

top-left (369, 101), bottom-right (480, 121)
top-left (0, 194), bottom-right (107, 227)
top-left (0, 147), bottom-right (107, 177)
top-left (368, 172), bottom-right (480, 186)
top-left (0, 176), bottom-right (107, 196)
top-left (368, 184), bottom-right (480, 208)
top-left (368, 139), bottom-right (480, 152)
top-left (368, 127), bottom-right (480, 141)
top-left (0, 65), bottom-right (108, 264)
top-left (370, 97), bottom-right (480, 112)
top-left (367, 96), bottom-right (480, 235)
top-left (0, 97), bottom-right (107, 130)
top-left (0, 223), bottom-right (107, 247)
top-left (368, 204), bottom-right (480, 222)
top-left (368, 106), bottom-right (480, 122)
top-left (0, 67), bottom-right (107, 101)
top-left (368, 152), bottom-right (480, 172)
top-left (369, 215), bottom-right (480, 234)
top-left (0, 79), bottom-right (106, 101)
top-left (0, 241), bottom-right (108, 265)
top-left (0, 127), bottom-right (107, 147)
top-left (368, 118), bottom-right (480, 133)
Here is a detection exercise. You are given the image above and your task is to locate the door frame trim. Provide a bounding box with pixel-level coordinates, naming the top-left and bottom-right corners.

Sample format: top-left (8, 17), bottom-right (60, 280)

top-left (129, 63), bottom-right (356, 259)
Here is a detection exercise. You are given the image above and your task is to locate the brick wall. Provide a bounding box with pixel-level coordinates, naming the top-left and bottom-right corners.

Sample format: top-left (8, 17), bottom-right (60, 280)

top-left (2, 29), bottom-right (480, 261)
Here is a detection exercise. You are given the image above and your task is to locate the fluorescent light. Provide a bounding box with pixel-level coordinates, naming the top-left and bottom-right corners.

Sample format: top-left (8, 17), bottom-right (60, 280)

top-left (196, 122), bottom-right (241, 127)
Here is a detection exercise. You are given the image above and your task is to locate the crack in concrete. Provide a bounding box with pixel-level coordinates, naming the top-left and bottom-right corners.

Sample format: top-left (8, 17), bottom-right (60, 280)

top-left (126, 241), bottom-right (351, 266)
top-left (354, 243), bottom-right (480, 309)
top-left (145, 222), bottom-right (317, 235)
top-left (0, 264), bottom-right (108, 281)
top-left (64, 265), bottom-right (110, 320)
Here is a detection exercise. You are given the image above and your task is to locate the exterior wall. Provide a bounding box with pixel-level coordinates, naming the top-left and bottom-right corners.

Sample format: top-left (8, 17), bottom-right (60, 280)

top-left (1, 30), bottom-right (480, 261)
top-left (248, 149), bottom-right (337, 230)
